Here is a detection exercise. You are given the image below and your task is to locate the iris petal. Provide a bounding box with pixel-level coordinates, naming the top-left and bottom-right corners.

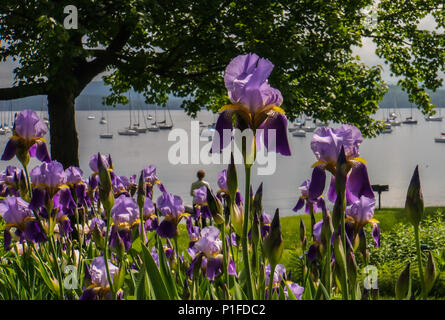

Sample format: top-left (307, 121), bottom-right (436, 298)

top-left (1, 139), bottom-right (17, 161)
top-left (308, 166), bottom-right (326, 201)
top-left (261, 113), bottom-right (291, 156)
top-left (210, 111), bottom-right (233, 153)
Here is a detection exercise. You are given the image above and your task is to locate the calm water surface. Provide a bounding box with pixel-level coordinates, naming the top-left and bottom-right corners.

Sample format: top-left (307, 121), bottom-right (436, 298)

top-left (1, 108), bottom-right (445, 216)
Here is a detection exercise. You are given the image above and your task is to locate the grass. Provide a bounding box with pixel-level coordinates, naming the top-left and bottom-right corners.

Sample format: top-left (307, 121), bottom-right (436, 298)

top-left (176, 206), bottom-right (445, 268)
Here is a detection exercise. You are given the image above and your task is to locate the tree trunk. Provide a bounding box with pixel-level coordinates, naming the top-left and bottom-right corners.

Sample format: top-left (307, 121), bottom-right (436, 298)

top-left (47, 90), bottom-right (79, 168)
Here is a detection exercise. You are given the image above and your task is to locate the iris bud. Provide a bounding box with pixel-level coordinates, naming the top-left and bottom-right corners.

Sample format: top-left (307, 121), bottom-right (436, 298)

top-left (18, 171), bottom-right (29, 201)
top-left (321, 200), bottom-right (333, 245)
top-left (333, 233), bottom-right (347, 281)
top-left (347, 251), bottom-right (358, 285)
top-left (230, 203), bottom-right (244, 237)
top-left (113, 231), bottom-right (126, 261)
top-left (137, 171), bottom-right (145, 210)
top-left (395, 263), bottom-right (411, 300)
top-left (206, 187), bottom-right (224, 225)
top-left (97, 153), bottom-right (114, 215)
top-left (263, 209), bottom-right (284, 266)
top-left (251, 209), bottom-right (260, 247)
top-left (92, 225), bottom-right (105, 250)
top-left (299, 219), bottom-right (307, 249)
top-left (425, 251), bottom-right (437, 294)
top-left (405, 166), bottom-right (424, 228)
top-left (252, 183), bottom-right (263, 219)
top-left (227, 153), bottom-right (238, 204)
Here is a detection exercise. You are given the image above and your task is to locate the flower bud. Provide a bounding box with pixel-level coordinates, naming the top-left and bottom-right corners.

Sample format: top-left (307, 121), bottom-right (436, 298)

top-left (425, 251), bottom-right (437, 294)
top-left (333, 233), bottom-right (347, 280)
top-left (19, 171), bottom-right (29, 201)
top-left (395, 263), bottom-right (411, 300)
top-left (263, 209), bottom-right (284, 266)
top-left (206, 187), bottom-right (224, 225)
top-left (137, 171), bottom-right (145, 210)
top-left (112, 230), bottom-right (126, 261)
top-left (251, 208), bottom-right (261, 247)
top-left (97, 153), bottom-right (114, 214)
top-left (227, 153), bottom-right (238, 204)
top-left (299, 219), bottom-right (307, 249)
top-left (321, 199), bottom-right (333, 245)
top-left (252, 183), bottom-right (263, 218)
top-left (405, 166), bottom-right (424, 227)
top-left (347, 251), bottom-right (358, 285)
top-left (230, 203), bottom-right (244, 237)
top-left (92, 224), bottom-right (105, 250)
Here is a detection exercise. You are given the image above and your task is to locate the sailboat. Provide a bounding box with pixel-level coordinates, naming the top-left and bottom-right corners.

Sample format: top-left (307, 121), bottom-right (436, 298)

top-left (402, 103), bottom-right (417, 124)
top-left (0, 102), bottom-right (5, 135)
top-left (425, 107), bottom-right (443, 121)
top-left (99, 106), bottom-right (107, 124)
top-left (148, 105), bottom-right (160, 131)
top-left (100, 108), bottom-right (113, 139)
top-left (3, 102), bottom-right (12, 134)
top-left (132, 103), bottom-right (147, 133)
top-left (118, 93), bottom-right (139, 136)
top-left (87, 96), bottom-right (95, 120)
top-left (158, 106), bottom-right (173, 130)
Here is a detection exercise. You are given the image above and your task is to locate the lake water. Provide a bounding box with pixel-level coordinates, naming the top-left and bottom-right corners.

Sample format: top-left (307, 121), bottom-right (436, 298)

top-left (1, 108), bottom-right (445, 216)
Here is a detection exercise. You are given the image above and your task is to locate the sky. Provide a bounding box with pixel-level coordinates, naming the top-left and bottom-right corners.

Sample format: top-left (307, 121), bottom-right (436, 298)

top-left (0, 12), bottom-right (442, 89)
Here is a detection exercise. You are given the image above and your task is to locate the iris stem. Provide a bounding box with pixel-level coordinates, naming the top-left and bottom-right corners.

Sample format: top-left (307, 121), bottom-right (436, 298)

top-left (103, 212), bottom-right (116, 300)
top-left (139, 208), bottom-right (146, 245)
top-left (22, 164), bottom-right (32, 198)
top-left (309, 203), bottom-right (315, 241)
top-left (48, 236), bottom-right (64, 299)
top-left (414, 225), bottom-right (426, 299)
top-left (242, 164), bottom-right (254, 300)
top-left (268, 263), bottom-right (276, 300)
top-left (220, 221), bottom-right (229, 296)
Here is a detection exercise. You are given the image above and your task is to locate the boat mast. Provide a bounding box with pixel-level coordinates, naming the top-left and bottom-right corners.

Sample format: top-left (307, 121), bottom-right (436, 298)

top-left (129, 92), bottom-right (132, 127)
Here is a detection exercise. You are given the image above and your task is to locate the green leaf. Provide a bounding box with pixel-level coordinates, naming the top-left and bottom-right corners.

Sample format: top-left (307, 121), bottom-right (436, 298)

top-left (156, 239), bottom-right (179, 299)
top-left (140, 244), bottom-right (171, 300)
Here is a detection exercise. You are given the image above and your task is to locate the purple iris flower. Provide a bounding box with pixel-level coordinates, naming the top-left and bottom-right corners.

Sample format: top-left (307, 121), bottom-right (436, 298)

top-left (293, 179), bottom-right (324, 214)
top-left (80, 256), bottom-right (119, 300)
top-left (186, 217), bottom-right (200, 247)
top-left (143, 198), bottom-right (158, 232)
top-left (0, 196), bottom-right (46, 250)
top-left (109, 194), bottom-right (139, 251)
top-left (142, 165), bottom-right (160, 197)
top-left (284, 282), bottom-right (304, 300)
top-left (0, 166), bottom-right (22, 196)
top-left (89, 154), bottom-right (111, 172)
top-left (64, 166), bottom-right (89, 207)
top-left (216, 169), bottom-right (244, 206)
top-left (187, 226), bottom-right (235, 281)
top-left (30, 161), bottom-right (67, 195)
top-left (345, 195), bottom-right (380, 247)
top-left (1, 110), bottom-right (50, 163)
top-left (345, 195), bottom-right (377, 231)
top-left (211, 53), bottom-right (291, 156)
top-left (193, 186), bottom-right (212, 220)
top-left (217, 169), bottom-right (228, 190)
top-left (156, 190), bottom-right (186, 238)
top-left (260, 210), bottom-right (272, 238)
top-left (264, 264), bottom-right (303, 299)
top-left (306, 220), bottom-right (324, 262)
top-left (308, 125), bottom-right (374, 205)
top-left (265, 263), bottom-right (287, 287)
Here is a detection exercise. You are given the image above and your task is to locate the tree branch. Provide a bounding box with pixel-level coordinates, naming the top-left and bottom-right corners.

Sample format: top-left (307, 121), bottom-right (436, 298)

top-left (0, 82), bottom-right (47, 100)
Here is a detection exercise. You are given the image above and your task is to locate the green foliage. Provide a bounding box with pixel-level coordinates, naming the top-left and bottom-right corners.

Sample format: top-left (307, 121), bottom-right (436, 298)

top-left (369, 211), bottom-right (445, 265)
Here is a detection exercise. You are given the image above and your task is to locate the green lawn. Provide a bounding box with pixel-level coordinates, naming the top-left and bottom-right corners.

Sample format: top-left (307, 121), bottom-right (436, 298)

top-left (177, 206), bottom-right (445, 268)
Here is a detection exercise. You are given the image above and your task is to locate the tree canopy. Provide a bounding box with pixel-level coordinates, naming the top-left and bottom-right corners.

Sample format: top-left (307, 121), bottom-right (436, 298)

top-left (0, 0), bottom-right (444, 166)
